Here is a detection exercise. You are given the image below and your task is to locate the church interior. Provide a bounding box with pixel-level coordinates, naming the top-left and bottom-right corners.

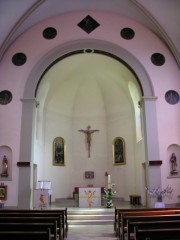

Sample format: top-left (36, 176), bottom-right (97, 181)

top-left (0, 1), bottom-right (180, 239)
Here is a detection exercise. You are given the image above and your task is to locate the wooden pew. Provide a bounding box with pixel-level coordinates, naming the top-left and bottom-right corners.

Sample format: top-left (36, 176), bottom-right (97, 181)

top-left (0, 208), bottom-right (68, 236)
top-left (0, 216), bottom-right (63, 239)
top-left (114, 207), bottom-right (180, 235)
top-left (127, 219), bottom-right (180, 240)
top-left (114, 207), bottom-right (157, 232)
top-left (119, 210), bottom-right (180, 240)
top-left (134, 226), bottom-right (180, 240)
top-left (0, 229), bottom-right (51, 240)
top-left (0, 208), bottom-right (67, 238)
top-left (0, 222), bottom-right (57, 240)
top-left (121, 214), bottom-right (180, 240)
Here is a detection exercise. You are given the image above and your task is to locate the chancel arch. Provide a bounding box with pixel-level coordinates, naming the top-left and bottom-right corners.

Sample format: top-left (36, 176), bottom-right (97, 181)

top-left (18, 41), bottom-right (159, 208)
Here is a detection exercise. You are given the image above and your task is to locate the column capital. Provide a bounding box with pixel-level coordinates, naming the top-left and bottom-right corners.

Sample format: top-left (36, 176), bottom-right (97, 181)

top-left (142, 96), bottom-right (158, 101)
top-left (20, 98), bottom-right (39, 107)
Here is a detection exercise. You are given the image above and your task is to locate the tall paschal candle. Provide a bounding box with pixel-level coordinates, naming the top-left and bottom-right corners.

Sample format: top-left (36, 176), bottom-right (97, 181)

top-left (108, 174), bottom-right (111, 189)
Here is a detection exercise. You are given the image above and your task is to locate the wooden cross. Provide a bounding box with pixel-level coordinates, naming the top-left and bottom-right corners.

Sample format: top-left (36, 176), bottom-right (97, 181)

top-left (78, 125), bottom-right (99, 158)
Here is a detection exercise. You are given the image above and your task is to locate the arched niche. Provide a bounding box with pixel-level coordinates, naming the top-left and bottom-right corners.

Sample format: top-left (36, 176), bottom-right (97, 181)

top-left (167, 144), bottom-right (180, 178)
top-left (0, 145), bottom-right (12, 181)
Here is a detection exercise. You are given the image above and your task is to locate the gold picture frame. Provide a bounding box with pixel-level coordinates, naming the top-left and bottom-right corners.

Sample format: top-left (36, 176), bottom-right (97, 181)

top-left (113, 137), bottom-right (125, 165)
top-left (0, 185), bottom-right (7, 200)
top-left (53, 137), bottom-right (66, 166)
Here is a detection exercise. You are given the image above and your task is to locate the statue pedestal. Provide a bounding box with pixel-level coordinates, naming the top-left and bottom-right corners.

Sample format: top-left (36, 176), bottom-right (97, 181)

top-left (170, 170), bottom-right (178, 175)
top-left (0, 173), bottom-right (8, 178)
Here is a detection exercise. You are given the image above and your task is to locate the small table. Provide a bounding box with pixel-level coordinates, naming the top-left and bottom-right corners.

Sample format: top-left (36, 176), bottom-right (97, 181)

top-left (129, 194), bottom-right (141, 205)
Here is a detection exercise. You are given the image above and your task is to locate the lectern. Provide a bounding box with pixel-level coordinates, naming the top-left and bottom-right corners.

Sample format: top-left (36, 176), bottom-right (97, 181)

top-left (34, 180), bottom-right (52, 209)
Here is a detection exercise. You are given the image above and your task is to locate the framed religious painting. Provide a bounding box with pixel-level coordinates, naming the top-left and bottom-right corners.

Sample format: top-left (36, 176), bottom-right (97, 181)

top-left (53, 137), bottom-right (66, 166)
top-left (112, 137), bottom-right (126, 165)
top-left (0, 185), bottom-right (7, 201)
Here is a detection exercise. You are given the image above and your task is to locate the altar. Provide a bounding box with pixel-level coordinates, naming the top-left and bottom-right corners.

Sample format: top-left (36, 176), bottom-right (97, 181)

top-left (79, 187), bottom-right (101, 207)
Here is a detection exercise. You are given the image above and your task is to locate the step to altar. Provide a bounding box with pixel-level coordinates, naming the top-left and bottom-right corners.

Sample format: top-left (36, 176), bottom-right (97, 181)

top-left (67, 208), bottom-right (115, 226)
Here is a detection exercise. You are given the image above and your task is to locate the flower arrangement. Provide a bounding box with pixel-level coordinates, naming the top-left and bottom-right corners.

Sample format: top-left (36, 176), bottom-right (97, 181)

top-left (104, 174), bottom-right (116, 208)
top-left (104, 184), bottom-right (116, 208)
top-left (145, 186), bottom-right (173, 202)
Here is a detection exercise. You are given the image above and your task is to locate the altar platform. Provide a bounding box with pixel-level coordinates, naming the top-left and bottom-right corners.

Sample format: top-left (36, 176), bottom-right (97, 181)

top-left (52, 197), bottom-right (133, 209)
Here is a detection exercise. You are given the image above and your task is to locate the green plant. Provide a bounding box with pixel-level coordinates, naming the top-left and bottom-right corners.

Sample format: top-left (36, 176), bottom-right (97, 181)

top-left (104, 184), bottom-right (116, 208)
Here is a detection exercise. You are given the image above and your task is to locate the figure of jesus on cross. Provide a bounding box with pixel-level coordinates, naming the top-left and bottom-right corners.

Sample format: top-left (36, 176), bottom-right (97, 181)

top-left (78, 125), bottom-right (99, 158)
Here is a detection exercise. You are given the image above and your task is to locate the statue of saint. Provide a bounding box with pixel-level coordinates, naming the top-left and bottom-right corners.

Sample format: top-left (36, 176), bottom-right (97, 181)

top-left (1, 155), bottom-right (8, 177)
top-left (170, 153), bottom-right (178, 175)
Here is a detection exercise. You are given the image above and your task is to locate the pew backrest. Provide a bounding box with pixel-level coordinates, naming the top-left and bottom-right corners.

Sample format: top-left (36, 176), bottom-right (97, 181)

top-left (120, 213), bottom-right (180, 240)
top-left (114, 207), bottom-right (180, 236)
top-left (0, 221), bottom-right (57, 240)
top-left (127, 219), bottom-right (180, 240)
top-left (0, 229), bottom-right (51, 240)
top-left (0, 208), bottom-right (68, 234)
top-left (0, 216), bottom-right (63, 239)
top-left (134, 226), bottom-right (180, 240)
top-left (0, 209), bottom-right (67, 238)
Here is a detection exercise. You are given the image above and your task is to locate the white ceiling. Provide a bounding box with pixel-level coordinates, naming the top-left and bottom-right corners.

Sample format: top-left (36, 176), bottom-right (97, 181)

top-left (37, 53), bottom-right (139, 118)
top-left (1, 0), bottom-right (180, 67)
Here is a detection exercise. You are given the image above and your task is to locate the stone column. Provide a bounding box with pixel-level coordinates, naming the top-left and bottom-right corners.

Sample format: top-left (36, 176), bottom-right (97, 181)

top-left (142, 96), bottom-right (162, 207)
top-left (18, 98), bottom-right (37, 209)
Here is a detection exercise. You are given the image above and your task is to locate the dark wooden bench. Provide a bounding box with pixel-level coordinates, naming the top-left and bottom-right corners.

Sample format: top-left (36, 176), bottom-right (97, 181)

top-left (114, 207), bottom-right (180, 233)
top-left (114, 207), bottom-right (164, 232)
top-left (119, 210), bottom-right (180, 240)
top-left (0, 222), bottom-right (57, 240)
top-left (134, 226), bottom-right (180, 240)
top-left (121, 214), bottom-right (180, 240)
top-left (0, 208), bottom-right (68, 235)
top-left (0, 208), bottom-right (67, 238)
top-left (127, 219), bottom-right (180, 240)
top-left (0, 216), bottom-right (63, 239)
top-left (0, 229), bottom-right (51, 240)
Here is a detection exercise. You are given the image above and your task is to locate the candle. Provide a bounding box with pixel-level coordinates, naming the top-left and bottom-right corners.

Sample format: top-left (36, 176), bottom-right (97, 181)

top-left (108, 174), bottom-right (111, 189)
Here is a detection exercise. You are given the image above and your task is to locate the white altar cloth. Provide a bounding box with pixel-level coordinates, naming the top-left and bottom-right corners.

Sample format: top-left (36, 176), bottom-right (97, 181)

top-left (79, 187), bottom-right (101, 207)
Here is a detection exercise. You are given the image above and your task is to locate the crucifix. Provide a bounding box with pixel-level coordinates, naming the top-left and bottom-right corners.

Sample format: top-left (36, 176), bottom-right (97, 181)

top-left (78, 125), bottom-right (100, 158)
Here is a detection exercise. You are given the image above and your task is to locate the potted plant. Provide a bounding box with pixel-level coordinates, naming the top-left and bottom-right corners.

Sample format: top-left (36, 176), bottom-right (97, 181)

top-left (145, 186), bottom-right (173, 208)
top-left (104, 183), bottom-right (116, 208)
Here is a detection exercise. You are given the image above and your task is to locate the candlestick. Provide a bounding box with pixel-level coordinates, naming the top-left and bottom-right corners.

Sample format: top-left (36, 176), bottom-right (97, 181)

top-left (108, 174), bottom-right (111, 189)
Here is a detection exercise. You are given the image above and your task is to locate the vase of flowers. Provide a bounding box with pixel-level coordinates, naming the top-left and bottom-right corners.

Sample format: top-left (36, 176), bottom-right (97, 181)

top-left (145, 186), bottom-right (173, 208)
top-left (104, 185), bottom-right (116, 208)
top-left (104, 183), bottom-right (116, 208)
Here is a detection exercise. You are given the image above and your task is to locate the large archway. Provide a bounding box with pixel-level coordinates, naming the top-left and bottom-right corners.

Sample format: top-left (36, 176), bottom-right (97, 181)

top-left (34, 50), bottom-right (144, 201)
top-left (15, 9), bottom-right (165, 209)
top-left (18, 41), bottom-right (159, 208)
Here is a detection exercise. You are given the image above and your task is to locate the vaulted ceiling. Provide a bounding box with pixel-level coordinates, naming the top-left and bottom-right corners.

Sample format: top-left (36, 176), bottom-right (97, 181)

top-left (1, 0), bottom-right (180, 67)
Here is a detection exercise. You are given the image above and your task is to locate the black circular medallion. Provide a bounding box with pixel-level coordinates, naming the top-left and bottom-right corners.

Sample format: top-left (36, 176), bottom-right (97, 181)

top-left (120, 28), bottom-right (135, 40)
top-left (0, 90), bottom-right (13, 105)
top-left (42, 27), bottom-right (57, 39)
top-left (12, 52), bottom-right (27, 66)
top-left (165, 90), bottom-right (179, 105)
top-left (151, 53), bottom-right (165, 66)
